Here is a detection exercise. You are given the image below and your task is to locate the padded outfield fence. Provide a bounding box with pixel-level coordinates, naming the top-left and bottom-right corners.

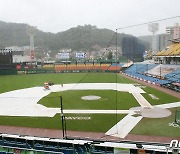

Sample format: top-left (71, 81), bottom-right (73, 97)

top-left (0, 67), bottom-right (121, 76)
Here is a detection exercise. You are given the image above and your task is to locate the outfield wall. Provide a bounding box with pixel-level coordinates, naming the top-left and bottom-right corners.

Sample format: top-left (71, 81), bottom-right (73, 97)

top-left (0, 69), bottom-right (17, 75)
top-left (0, 69), bottom-right (120, 75)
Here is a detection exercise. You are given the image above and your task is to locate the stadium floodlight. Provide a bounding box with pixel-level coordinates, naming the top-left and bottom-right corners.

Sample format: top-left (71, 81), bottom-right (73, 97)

top-left (148, 23), bottom-right (159, 53)
top-left (148, 23), bottom-right (159, 35)
top-left (26, 25), bottom-right (36, 61)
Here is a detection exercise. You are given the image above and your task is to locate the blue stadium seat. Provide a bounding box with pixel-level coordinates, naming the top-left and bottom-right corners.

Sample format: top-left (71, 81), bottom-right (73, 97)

top-left (125, 64), bottom-right (171, 85)
top-left (165, 69), bottom-right (180, 83)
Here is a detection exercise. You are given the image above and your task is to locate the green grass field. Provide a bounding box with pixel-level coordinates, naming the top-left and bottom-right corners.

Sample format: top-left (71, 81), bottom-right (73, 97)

top-left (39, 90), bottom-right (139, 110)
top-left (0, 73), bottom-right (179, 137)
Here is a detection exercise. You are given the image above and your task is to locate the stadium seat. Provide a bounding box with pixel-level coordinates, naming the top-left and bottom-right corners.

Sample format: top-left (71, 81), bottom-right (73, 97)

top-left (124, 64), bottom-right (172, 85)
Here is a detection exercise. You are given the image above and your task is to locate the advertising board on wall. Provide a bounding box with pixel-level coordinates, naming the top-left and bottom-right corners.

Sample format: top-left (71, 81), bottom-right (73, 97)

top-left (76, 52), bottom-right (87, 58)
top-left (57, 53), bottom-right (70, 59)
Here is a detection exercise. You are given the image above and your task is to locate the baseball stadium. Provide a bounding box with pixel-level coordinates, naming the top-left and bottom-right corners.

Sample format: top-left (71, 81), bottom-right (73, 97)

top-left (0, 21), bottom-right (180, 154)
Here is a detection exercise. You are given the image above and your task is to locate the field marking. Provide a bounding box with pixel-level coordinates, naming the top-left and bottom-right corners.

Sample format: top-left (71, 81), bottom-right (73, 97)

top-left (63, 110), bottom-right (134, 114)
top-left (105, 113), bottom-right (143, 138)
top-left (149, 94), bottom-right (159, 100)
top-left (132, 93), bottom-right (153, 108)
top-left (65, 116), bottom-right (91, 120)
top-left (169, 122), bottom-right (180, 128)
top-left (155, 102), bottom-right (180, 108)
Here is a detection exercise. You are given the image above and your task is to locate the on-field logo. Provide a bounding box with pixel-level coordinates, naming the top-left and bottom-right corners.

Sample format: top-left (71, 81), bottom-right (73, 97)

top-left (170, 140), bottom-right (180, 148)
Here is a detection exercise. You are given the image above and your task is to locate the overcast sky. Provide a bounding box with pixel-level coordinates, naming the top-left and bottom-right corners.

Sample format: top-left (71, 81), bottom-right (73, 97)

top-left (0, 0), bottom-right (179, 36)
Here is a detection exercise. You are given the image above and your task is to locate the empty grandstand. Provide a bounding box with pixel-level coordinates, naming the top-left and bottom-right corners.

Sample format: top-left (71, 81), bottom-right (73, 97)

top-left (51, 63), bottom-right (120, 72)
top-left (154, 43), bottom-right (180, 64)
top-left (108, 63), bottom-right (123, 71)
top-left (122, 41), bottom-right (180, 92)
top-left (124, 63), bottom-right (180, 92)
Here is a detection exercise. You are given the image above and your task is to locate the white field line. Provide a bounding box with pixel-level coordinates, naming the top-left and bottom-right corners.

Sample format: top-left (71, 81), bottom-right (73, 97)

top-left (105, 113), bottom-right (143, 138)
top-left (63, 110), bottom-right (134, 114)
top-left (155, 102), bottom-right (180, 109)
top-left (132, 93), bottom-right (153, 108)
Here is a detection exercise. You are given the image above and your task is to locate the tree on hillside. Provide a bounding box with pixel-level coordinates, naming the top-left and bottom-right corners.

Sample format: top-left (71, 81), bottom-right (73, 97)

top-left (0, 22), bottom-right (149, 59)
top-left (107, 51), bottom-right (113, 60)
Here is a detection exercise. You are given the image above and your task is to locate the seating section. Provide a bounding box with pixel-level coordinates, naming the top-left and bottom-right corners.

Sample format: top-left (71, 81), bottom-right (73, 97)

top-left (0, 133), bottom-right (174, 154)
top-left (76, 64), bottom-right (86, 70)
top-left (108, 63), bottom-right (123, 71)
top-left (92, 64), bottom-right (100, 70)
top-left (53, 63), bottom-right (120, 72)
top-left (85, 64), bottom-right (93, 70)
top-left (165, 69), bottom-right (180, 83)
top-left (125, 64), bottom-right (157, 74)
top-left (0, 136), bottom-right (90, 154)
top-left (124, 64), bottom-right (171, 85)
top-left (19, 62), bottom-right (124, 72)
top-left (125, 63), bottom-right (179, 91)
top-left (90, 145), bottom-right (114, 154)
top-left (147, 64), bottom-right (180, 78)
top-left (55, 64), bottom-right (67, 71)
top-left (67, 64), bottom-right (77, 70)
top-left (100, 64), bottom-right (111, 70)
top-left (42, 64), bottom-right (54, 69)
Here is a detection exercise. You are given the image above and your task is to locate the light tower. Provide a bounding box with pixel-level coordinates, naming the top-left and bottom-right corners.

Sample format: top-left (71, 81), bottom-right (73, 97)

top-left (26, 25), bottom-right (36, 61)
top-left (148, 23), bottom-right (159, 54)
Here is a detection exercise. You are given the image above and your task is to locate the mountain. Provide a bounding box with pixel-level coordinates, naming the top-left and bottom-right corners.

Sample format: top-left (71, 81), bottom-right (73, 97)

top-left (0, 21), bottom-right (149, 60)
top-left (0, 21), bottom-right (55, 50)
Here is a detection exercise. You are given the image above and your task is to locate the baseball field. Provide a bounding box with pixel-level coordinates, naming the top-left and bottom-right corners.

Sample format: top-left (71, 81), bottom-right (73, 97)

top-left (0, 73), bottom-right (179, 138)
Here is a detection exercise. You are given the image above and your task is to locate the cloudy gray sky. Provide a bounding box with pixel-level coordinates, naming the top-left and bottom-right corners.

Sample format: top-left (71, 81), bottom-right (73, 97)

top-left (0, 0), bottom-right (179, 36)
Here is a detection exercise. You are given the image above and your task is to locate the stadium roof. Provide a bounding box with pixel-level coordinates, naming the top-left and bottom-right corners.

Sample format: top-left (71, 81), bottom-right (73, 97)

top-left (154, 43), bottom-right (180, 57)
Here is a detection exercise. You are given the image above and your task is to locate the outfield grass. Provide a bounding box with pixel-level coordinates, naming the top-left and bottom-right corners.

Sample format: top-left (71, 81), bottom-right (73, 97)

top-left (142, 87), bottom-right (179, 105)
top-left (0, 114), bottom-right (126, 132)
top-left (0, 73), bottom-right (134, 93)
top-left (0, 73), bottom-right (87, 93)
top-left (131, 107), bottom-right (180, 137)
top-left (0, 73), bottom-right (179, 137)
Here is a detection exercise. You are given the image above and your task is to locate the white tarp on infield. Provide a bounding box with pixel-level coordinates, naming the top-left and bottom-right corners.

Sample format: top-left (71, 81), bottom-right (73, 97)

top-left (0, 83), bottom-right (145, 117)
